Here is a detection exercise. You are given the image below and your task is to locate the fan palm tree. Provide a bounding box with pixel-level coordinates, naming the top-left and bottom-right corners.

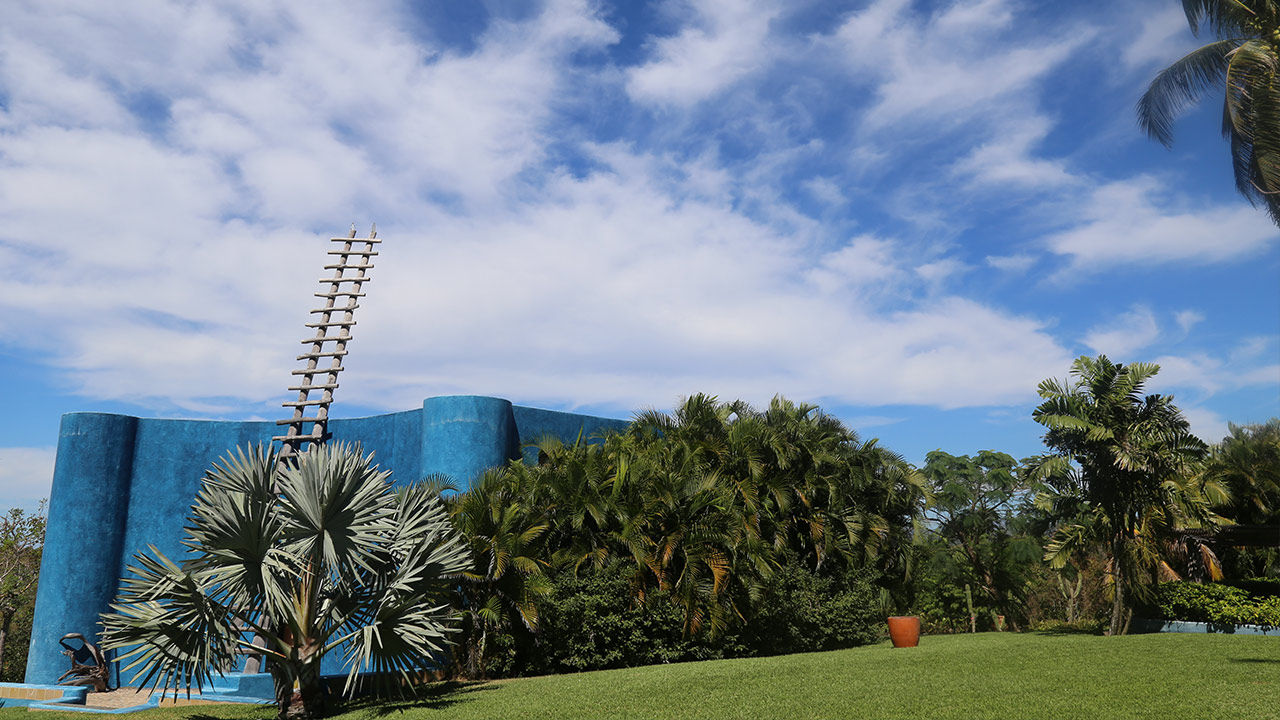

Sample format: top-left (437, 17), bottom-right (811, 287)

top-left (1032, 356), bottom-right (1215, 635)
top-left (99, 444), bottom-right (470, 720)
top-left (1138, 0), bottom-right (1280, 224)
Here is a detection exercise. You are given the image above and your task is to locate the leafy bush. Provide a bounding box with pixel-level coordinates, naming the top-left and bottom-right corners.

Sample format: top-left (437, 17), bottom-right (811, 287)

top-left (518, 563), bottom-right (729, 676)
top-left (1152, 581), bottom-right (1280, 628)
top-left (480, 560), bottom-right (885, 677)
top-left (741, 560), bottom-right (883, 655)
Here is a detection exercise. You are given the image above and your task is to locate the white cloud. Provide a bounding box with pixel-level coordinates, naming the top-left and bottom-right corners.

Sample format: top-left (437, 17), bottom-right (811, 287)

top-left (1120, 4), bottom-right (1194, 70)
top-left (1045, 177), bottom-right (1279, 270)
top-left (1180, 405), bottom-right (1230, 445)
top-left (1083, 306), bottom-right (1160, 357)
top-left (915, 258), bottom-right (969, 284)
top-left (626, 0), bottom-right (781, 106)
top-left (0, 447), bottom-right (55, 511)
top-left (1174, 309), bottom-right (1204, 334)
top-left (808, 235), bottom-right (902, 293)
top-left (954, 115), bottom-right (1076, 188)
top-left (341, 161), bottom-right (1074, 412)
top-left (986, 254), bottom-right (1037, 273)
top-left (831, 0), bottom-right (1089, 131)
top-left (803, 177), bottom-right (846, 206)
top-left (1150, 351), bottom-right (1279, 398)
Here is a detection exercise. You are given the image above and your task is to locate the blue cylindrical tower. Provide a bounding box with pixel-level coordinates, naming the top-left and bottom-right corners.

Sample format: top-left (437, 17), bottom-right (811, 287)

top-left (421, 396), bottom-right (519, 490)
top-left (25, 412), bottom-right (138, 684)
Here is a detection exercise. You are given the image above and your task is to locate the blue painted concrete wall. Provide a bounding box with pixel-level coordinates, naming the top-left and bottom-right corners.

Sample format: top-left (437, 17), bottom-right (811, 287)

top-left (25, 396), bottom-right (627, 686)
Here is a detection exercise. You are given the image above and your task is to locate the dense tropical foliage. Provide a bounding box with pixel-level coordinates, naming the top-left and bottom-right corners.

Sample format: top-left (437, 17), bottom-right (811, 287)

top-left (442, 394), bottom-right (926, 678)
top-left (0, 502), bottom-right (44, 681)
top-left (1138, 0), bottom-right (1280, 224)
top-left (99, 444), bottom-right (470, 720)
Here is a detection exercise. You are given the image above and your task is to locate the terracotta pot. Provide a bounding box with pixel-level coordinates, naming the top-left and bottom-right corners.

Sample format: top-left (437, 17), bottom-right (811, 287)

top-left (887, 615), bottom-right (920, 648)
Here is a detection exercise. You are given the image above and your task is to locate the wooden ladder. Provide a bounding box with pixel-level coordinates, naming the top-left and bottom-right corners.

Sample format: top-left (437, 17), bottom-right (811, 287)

top-left (245, 224), bottom-right (380, 675)
top-left (272, 224), bottom-right (380, 459)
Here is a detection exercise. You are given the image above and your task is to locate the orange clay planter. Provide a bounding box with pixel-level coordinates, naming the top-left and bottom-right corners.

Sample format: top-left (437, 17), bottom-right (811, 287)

top-left (887, 616), bottom-right (921, 648)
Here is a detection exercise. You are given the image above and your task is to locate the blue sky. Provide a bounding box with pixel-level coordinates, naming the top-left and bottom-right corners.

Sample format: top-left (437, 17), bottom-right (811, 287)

top-left (1, 0), bottom-right (1277, 509)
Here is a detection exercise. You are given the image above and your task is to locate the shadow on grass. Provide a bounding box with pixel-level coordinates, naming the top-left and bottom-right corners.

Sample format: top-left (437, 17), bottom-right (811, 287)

top-left (336, 681), bottom-right (499, 716)
top-left (1230, 657), bottom-right (1280, 664)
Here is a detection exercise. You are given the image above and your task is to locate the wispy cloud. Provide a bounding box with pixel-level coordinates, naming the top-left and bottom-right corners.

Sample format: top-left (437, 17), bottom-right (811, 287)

top-left (830, 0), bottom-right (1089, 132)
top-left (0, 447), bottom-right (55, 511)
top-left (1044, 177), bottom-right (1278, 271)
top-left (626, 0), bottom-right (781, 106)
top-left (1084, 306), bottom-right (1160, 357)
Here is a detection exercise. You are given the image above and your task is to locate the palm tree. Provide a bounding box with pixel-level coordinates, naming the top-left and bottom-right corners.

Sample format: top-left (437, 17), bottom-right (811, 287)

top-left (1138, 0), bottom-right (1280, 224)
top-left (446, 466), bottom-right (552, 678)
top-left (1032, 356), bottom-right (1215, 635)
top-left (99, 444), bottom-right (470, 720)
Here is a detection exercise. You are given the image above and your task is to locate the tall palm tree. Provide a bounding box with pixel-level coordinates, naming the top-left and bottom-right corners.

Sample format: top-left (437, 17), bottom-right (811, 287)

top-left (1032, 356), bottom-right (1214, 635)
top-left (1138, 0), bottom-right (1280, 224)
top-left (99, 444), bottom-right (470, 720)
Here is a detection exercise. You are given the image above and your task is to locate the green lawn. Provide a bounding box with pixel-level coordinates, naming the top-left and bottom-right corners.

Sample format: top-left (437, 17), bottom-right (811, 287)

top-left (8, 633), bottom-right (1278, 720)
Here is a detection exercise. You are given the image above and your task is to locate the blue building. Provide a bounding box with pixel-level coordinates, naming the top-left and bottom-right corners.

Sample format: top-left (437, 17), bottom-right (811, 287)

top-left (25, 395), bottom-right (627, 687)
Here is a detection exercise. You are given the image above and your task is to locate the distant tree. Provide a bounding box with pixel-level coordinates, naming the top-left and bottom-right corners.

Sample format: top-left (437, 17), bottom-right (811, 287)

top-left (0, 502), bottom-right (45, 681)
top-left (1138, 0), bottom-right (1280, 225)
top-left (1201, 419), bottom-right (1280, 577)
top-left (100, 445), bottom-right (471, 720)
top-left (1204, 419), bottom-right (1280, 525)
top-left (1032, 356), bottom-right (1216, 635)
top-left (920, 451), bottom-right (1039, 629)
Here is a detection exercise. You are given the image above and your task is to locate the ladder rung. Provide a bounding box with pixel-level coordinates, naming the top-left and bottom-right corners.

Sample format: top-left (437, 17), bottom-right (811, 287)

top-left (318, 276), bottom-right (367, 284)
top-left (283, 399), bottom-right (330, 407)
top-left (315, 291), bottom-right (365, 298)
top-left (330, 236), bottom-right (381, 244)
top-left (300, 335), bottom-right (350, 344)
top-left (309, 305), bottom-right (358, 313)
top-left (288, 383), bottom-right (338, 391)
top-left (305, 321), bottom-right (355, 328)
top-left (273, 434), bottom-right (325, 443)
top-left (277, 417), bottom-right (326, 425)
top-left (323, 263), bottom-right (375, 270)
top-left (297, 351), bottom-right (348, 359)
top-left (291, 367), bottom-right (343, 375)
top-left (327, 249), bottom-right (378, 256)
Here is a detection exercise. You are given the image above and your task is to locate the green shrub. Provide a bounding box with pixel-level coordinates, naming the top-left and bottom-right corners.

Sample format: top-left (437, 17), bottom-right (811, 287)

top-left (480, 559), bottom-right (885, 677)
top-left (1152, 581), bottom-right (1280, 628)
top-left (518, 563), bottom-right (728, 676)
top-left (741, 560), bottom-right (883, 655)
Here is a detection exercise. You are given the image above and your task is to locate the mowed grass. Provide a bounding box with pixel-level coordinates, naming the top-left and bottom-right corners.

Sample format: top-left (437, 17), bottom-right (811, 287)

top-left (7, 633), bottom-right (1277, 720)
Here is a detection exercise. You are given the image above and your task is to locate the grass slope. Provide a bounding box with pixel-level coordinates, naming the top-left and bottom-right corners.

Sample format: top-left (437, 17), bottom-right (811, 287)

top-left (8, 633), bottom-right (1277, 720)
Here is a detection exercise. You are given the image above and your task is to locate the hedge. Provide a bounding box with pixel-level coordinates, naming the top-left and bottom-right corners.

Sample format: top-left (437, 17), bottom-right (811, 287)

top-left (1151, 580), bottom-right (1280, 628)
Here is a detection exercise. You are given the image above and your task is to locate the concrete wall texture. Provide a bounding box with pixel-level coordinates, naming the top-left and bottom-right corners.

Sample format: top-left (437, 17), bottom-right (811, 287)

top-left (25, 395), bottom-right (628, 685)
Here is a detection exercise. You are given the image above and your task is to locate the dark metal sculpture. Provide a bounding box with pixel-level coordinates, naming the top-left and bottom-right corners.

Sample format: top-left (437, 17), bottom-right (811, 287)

top-left (57, 633), bottom-right (110, 693)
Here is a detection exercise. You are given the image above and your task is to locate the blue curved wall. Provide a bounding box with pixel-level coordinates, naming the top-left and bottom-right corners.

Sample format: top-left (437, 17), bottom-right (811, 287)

top-left (25, 396), bottom-right (627, 686)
